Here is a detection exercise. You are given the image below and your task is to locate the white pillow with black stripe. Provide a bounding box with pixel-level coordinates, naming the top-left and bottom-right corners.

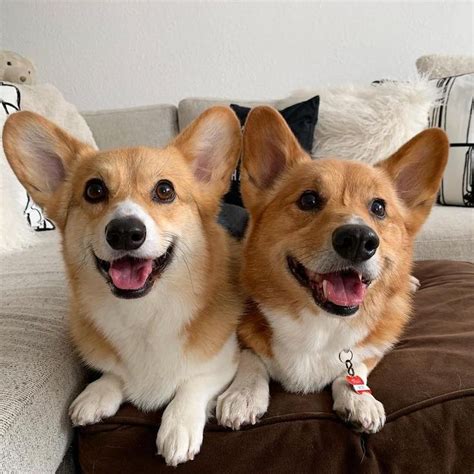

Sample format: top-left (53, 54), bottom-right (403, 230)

top-left (429, 73), bottom-right (473, 207)
top-left (1, 82), bottom-right (48, 253)
top-left (0, 81), bottom-right (97, 252)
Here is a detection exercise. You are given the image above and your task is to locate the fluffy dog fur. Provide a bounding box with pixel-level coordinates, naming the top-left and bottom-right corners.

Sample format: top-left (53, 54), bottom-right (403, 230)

top-left (3, 107), bottom-right (243, 466)
top-left (217, 106), bottom-right (448, 433)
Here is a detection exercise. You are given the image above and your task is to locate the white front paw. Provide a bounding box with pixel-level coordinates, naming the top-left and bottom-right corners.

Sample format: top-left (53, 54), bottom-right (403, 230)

top-left (217, 386), bottom-right (269, 430)
top-left (156, 408), bottom-right (205, 466)
top-left (69, 383), bottom-right (122, 426)
top-left (410, 275), bottom-right (421, 292)
top-left (333, 392), bottom-right (386, 433)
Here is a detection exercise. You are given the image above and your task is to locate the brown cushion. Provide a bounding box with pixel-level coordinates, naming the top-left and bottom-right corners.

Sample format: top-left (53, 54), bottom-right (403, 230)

top-left (77, 261), bottom-right (474, 473)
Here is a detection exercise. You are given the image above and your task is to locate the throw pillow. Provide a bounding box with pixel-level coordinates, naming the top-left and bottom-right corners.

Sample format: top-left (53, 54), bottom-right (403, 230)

top-left (290, 79), bottom-right (439, 164)
top-left (429, 73), bottom-right (473, 206)
top-left (0, 81), bottom-right (97, 252)
top-left (227, 96), bottom-right (319, 206)
top-left (416, 54), bottom-right (474, 80)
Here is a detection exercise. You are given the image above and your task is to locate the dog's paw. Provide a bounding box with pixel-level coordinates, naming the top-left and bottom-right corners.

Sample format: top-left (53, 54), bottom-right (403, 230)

top-left (69, 383), bottom-right (121, 426)
top-left (156, 409), bottom-right (205, 466)
top-left (410, 275), bottom-right (421, 293)
top-left (333, 392), bottom-right (386, 434)
top-left (216, 386), bottom-right (269, 430)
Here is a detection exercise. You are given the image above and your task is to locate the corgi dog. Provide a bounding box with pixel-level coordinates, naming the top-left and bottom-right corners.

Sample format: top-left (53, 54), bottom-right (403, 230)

top-left (217, 106), bottom-right (448, 433)
top-left (3, 107), bottom-right (243, 466)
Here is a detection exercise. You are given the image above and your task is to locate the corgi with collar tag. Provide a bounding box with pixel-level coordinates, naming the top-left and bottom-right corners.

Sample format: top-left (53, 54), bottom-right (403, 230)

top-left (3, 107), bottom-right (243, 466)
top-left (217, 106), bottom-right (449, 433)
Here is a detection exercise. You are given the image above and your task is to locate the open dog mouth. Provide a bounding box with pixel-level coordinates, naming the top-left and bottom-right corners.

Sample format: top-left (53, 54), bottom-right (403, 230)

top-left (287, 256), bottom-right (370, 316)
top-left (94, 242), bottom-right (175, 299)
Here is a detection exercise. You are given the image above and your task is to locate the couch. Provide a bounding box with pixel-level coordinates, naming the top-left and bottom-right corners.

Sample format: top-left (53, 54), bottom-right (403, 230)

top-left (0, 101), bottom-right (472, 473)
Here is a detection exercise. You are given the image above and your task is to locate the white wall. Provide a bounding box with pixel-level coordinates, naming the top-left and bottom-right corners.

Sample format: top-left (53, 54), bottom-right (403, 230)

top-left (1, 1), bottom-right (473, 111)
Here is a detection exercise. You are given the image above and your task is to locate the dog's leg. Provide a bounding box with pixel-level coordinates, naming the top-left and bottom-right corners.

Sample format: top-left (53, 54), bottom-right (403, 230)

top-left (156, 368), bottom-right (234, 467)
top-left (69, 372), bottom-right (123, 426)
top-left (410, 275), bottom-right (421, 293)
top-left (216, 349), bottom-right (270, 430)
top-left (332, 362), bottom-right (385, 434)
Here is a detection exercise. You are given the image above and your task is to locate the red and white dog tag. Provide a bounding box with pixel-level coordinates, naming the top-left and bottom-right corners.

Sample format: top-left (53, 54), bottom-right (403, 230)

top-left (346, 375), bottom-right (372, 394)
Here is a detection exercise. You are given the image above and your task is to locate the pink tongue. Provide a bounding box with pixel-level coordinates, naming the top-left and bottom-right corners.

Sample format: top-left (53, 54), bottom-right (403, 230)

top-left (324, 272), bottom-right (366, 307)
top-left (109, 258), bottom-right (153, 290)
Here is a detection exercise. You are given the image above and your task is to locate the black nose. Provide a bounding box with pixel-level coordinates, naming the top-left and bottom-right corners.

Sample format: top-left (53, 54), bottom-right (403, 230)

top-left (105, 217), bottom-right (146, 251)
top-left (332, 224), bottom-right (379, 262)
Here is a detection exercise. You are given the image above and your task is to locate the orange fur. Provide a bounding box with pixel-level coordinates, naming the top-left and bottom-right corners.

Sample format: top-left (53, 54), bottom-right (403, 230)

top-left (3, 107), bottom-right (243, 364)
top-left (184, 234), bottom-right (242, 358)
top-left (69, 304), bottom-right (121, 370)
top-left (238, 106), bottom-right (449, 370)
top-left (238, 301), bottom-right (273, 359)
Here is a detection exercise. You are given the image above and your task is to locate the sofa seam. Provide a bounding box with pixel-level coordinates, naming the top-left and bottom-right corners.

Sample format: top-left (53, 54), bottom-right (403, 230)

top-left (85, 390), bottom-right (474, 434)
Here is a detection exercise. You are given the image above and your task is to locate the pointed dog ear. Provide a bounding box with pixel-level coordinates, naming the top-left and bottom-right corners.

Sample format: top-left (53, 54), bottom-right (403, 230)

top-left (378, 128), bottom-right (449, 235)
top-left (172, 106), bottom-right (242, 203)
top-left (240, 106), bottom-right (310, 213)
top-left (3, 111), bottom-right (94, 225)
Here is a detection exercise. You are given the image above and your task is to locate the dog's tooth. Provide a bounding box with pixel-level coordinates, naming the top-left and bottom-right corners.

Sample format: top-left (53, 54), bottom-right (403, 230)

top-left (322, 279), bottom-right (328, 299)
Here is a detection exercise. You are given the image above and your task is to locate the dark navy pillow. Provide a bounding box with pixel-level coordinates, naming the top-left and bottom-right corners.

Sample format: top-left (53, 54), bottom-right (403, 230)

top-left (225, 96), bottom-right (319, 207)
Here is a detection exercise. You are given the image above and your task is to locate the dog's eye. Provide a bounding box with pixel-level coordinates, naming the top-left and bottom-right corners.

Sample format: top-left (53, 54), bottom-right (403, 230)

top-left (84, 179), bottom-right (108, 203)
top-left (154, 180), bottom-right (175, 203)
top-left (370, 198), bottom-right (386, 218)
top-left (6, 61), bottom-right (12, 66)
top-left (297, 190), bottom-right (323, 211)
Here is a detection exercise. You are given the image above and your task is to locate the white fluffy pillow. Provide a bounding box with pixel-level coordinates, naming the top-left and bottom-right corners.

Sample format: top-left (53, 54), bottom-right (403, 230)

top-left (0, 82), bottom-right (97, 253)
top-left (290, 79), bottom-right (439, 164)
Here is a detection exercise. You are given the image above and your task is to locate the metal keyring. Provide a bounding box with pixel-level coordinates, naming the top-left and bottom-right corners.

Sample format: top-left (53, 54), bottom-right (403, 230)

top-left (338, 348), bottom-right (353, 364)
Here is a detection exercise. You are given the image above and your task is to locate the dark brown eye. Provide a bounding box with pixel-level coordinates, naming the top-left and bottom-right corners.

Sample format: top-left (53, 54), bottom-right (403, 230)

top-left (6, 61), bottom-right (12, 66)
top-left (84, 179), bottom-right (108, 203)
top-left (370, 198), bottom-right (386, 218)
top-left (154, 180), bottom-right (175, 203)
top-left (297, 190), bottom-right (323, 211)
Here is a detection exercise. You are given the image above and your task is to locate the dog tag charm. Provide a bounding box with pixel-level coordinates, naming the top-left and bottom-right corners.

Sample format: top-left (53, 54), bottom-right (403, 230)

top-left (339, 349), bottom-right (372, 395)
top-left (345, 375), bottom-right (372, 394)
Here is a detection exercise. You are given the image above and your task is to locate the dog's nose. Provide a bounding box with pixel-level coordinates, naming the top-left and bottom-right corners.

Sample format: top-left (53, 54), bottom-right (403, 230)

top-left (332, 224), bottom-right (379, 262)
top-left (19, 76), bottom-right (26, 83)
top-left (105, 217), bottom-right (146, 251)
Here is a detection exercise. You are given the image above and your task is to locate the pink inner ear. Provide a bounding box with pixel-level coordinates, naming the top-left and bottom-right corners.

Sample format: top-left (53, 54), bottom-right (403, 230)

top-left (193, 161), bottom-right (213, 183)
top-left (23, 130), bottom-right (66, 192)
top-left (191, 134), bottom-right (226, 183)
top-left (259, 142), bottom-right (286, 188)
top-left (395, 160), bottom-right (431, 205)
top-left (39, 151), bottom-right (66, 190)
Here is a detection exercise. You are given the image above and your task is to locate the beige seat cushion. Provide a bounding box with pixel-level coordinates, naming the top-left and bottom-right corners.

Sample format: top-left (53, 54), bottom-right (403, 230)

top-left (83, 104), bottom-right (179, 150)
top-left (0, 233), bottom-right (85, 472)
top-left (415, 205), bottom-right (473, 261)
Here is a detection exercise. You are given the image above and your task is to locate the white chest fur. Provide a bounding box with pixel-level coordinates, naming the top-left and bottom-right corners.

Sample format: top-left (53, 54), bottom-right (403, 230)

top-left (262, 307), bottom-right (370, 393)
top-left (82, 279), bottom-right (237, 410)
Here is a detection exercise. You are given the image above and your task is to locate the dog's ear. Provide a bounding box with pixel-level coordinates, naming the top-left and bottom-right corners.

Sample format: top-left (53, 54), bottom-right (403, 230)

top-left (172, 106), bottom-right (242, 202)
top-left (3, 111), bottom-right (94, 225)
top-left (240, 106), bottom-right (309, 213)
top-left (378, 128), bottom-right (449, 235)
